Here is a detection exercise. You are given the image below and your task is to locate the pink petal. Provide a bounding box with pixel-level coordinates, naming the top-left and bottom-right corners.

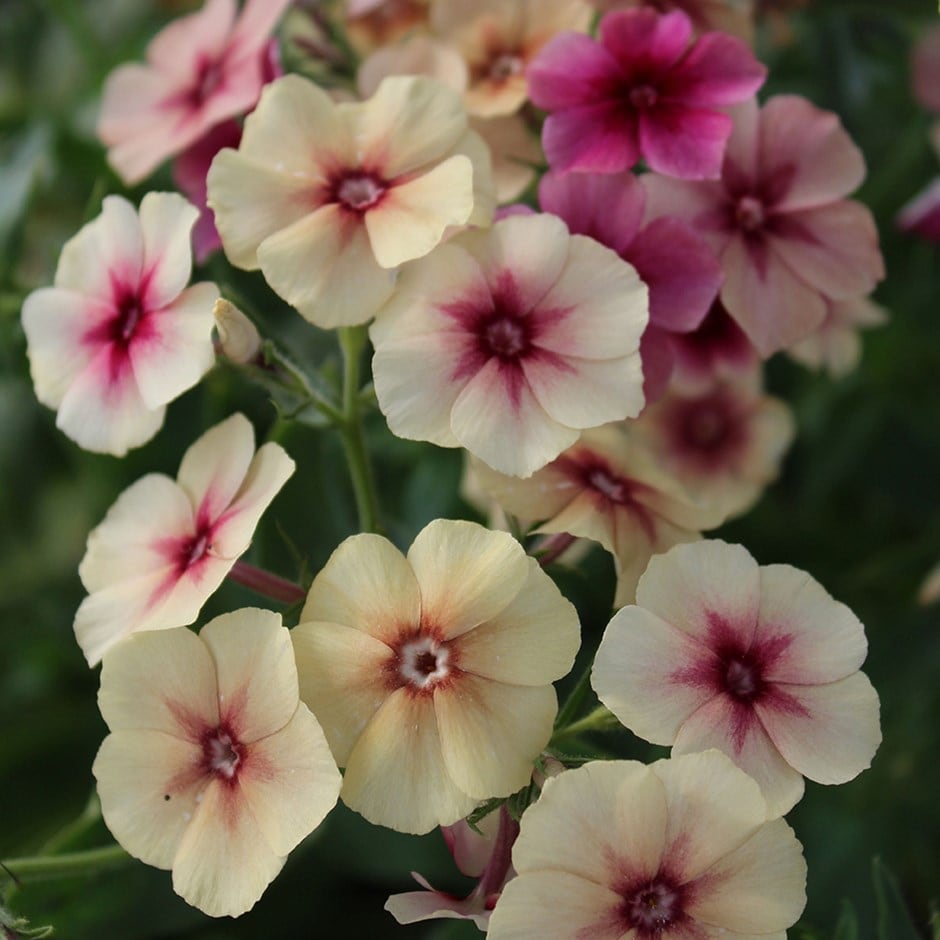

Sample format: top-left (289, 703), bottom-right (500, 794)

top-left (638, 327), bottom-right (675, 403)
top-left (527, 31), bottom-right (622, 111)
top-left (147, 0), bottom-right (234, 76)
top-left (640, 104), bottom-right (731, 179)
top-left (599, 8), bottom-right (693, 79)
top-left (229, 0), bottom-right (293, 60)
top-left (542, 102), bottom-right (641, 174)
top-left (641, 173), bottom-right (731, 244)
top-left (897, 176), bottom-right (940, 241)
top-left (663, 31), bottom-right (766, 107)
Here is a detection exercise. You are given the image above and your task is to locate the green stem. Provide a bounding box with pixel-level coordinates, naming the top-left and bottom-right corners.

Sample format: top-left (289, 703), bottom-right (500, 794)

top-left (1, 845), bottom-right (130, 887)
top-left (549, 705), bottom-right (619, 748)
top-left (337, 326), bottom-right (381, 534)
top-left (553, 660), bottom-right (595, 731)
top-left (39, 793), bottom-right (101, 856)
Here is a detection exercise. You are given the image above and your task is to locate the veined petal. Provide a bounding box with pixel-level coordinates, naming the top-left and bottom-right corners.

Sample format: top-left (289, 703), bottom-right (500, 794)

top-left (407, 520), bottom-right (530, 639)
top-left (146, 0), bottom-right (234, 76)
top-left (541, 102), bottom-right (640, 175)
top-left (527, 32), bottom-right (622, 111)
top-left (664, 32), bottom-right (766, 107)
top-left (435, 677), bottom-right (556, 798)
top-left (341, 689), bottom-right (478, 833)
top-left (639, 104), bottom-right (731, 180)
top-left (600, 8), bottom-right (692, 75)
top-left (138, 192), bottom-right (199, 309)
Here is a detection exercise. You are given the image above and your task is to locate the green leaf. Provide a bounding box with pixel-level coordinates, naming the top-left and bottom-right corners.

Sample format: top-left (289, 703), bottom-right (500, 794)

top-left (834, 899), bottom-right (861, 940)
top-left (873, 857), bottom-right (923, 940)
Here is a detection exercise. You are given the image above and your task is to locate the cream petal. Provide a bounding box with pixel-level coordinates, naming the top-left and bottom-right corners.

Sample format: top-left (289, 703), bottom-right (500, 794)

top-left (257, 205), bottom-right (395, 327)
top-left (407, 520), bottom-right (529, 639)
top-left (512, 760), bottom-right (668, 888)
top-left (756, 673), bottom-right (881, 786)
top-left (456, 557), bottom-right (579, 685)
top-left (237, 705), bottom-right (341, 856)
top-left (200, 609), bottom-right (298, 742)
top-left (341, 689), bottom-right (478, 833)
top-left (207, 151), bottom-right (320, 270)
top-left (365, 155), bottom-right (474, 268)
top-left (687, 817), bottom-right (806, 933)
top-left (129, 281), bottom-right (218, 410)
top-left (143, 555), bottom-right (235, 638)
top-left (291, 619), bottom-right (393, 766)
top-left (672, 696), bottom-right (805, 817)
top-left (653, 750), bottom-right (770, 882)
top-left (756, 564), bottom-right (868, 684)
top-left (435, 677), bottom-right (556, 798)
top-left (171, 778), bottom-right (285, 918)
top-left (356, 35), bottom-right (469, 99)
top-left (357, 75), bottom-right (468, 178)
top-left (301, 533), bottom-right (421, 644)
top-left (486, 870), bottom-right (626, 940)
top-left (593, 606), bottom-right (718, 746)
top-left (537, 490), bottom-right (617, 554)
top-left (138, 192), bottom-right (199, 309)
top-left (469, 458), bottom-right (574, 523)
top-left (93, 730), bottom-right (206, 870)
top-left (634, 541), bottom-right (760, 646)
top-left (453, 127), bottom-right (496, 226)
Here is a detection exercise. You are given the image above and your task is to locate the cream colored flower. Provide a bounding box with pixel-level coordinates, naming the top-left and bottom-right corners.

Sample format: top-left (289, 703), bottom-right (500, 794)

top-left (93, 609), bottom-right (341, 918)
top-left (487, 750), bottom-right (807, 939)
top-left (592, 540), bottom-right (882, 815)
top-left (292, 519), bottom-right (580, 834)
top-left (207, 73), bottom-right (494, 328)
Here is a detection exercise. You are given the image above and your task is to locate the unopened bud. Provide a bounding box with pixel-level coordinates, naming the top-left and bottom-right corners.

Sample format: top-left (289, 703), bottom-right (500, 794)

top-left (213, 298), bottom-right (261, 363)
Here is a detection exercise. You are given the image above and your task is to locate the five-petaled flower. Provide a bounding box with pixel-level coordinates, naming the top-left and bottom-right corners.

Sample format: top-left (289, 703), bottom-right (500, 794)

top-left (93, 609), bottom-right (341, 918)
top-left (592, 540), bottom-right (881, 814)
top-left (486, 750), bottom-right (807, 939)
top-left (291, 519), bottom-right (580, 834)
top-left (22, 193), bottom-right (218, 456)
top-left (74, 413), bottom-right (294, 666)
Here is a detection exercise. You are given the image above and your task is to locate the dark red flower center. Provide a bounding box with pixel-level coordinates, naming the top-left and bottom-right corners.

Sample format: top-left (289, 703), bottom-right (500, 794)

top-left (335, 172), bottom-right (387, 212)
top-left (203, 727), bottom-right (243, 781)
top-left (735, 195), bottom-right (766, 232)
top-left (722, 654), bottom-right (764, 701)
top-left (629, 84), bottom-right (659, 110)
top-left (623, 878), bottom-right (685, 934)
top-left (483, 315), bottom-right (530, 359)
top-left (178, 523), bottom-right (214, 573)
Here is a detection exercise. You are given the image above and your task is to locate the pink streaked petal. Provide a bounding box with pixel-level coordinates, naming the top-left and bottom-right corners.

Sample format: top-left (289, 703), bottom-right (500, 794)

top-left (759, 96), bottom-right (866, 211)
top-left (129, 281), bottom-right (218, 410)
top-left (527, 31), bottom-right (623, 111)
top-left (719, 234), bottom-right (827, 357)
top-left (641, 173), bottom-right (730, 246)
top-left (635, 540), bottom-right (760, 647)
top-left (897, 177), bottom-right (940, 241)
top-left (538, 170), bottom-right (645, 255)
top-left (450, 357), bottom-right (580, 477)
top-left (593, 605), bottom-right (719, 746)
top-left (229, 0), bottom-right (293, 59)
top-left (177, 413), bottom-right (256, 527)
top-left (599, 8), bottom-right (693, 78)
top-left (673, 694), bottom-right (806, 816)
top-left (638, 327), bottom-right (675, 403)
top-left (536, 489), bottom-right (617, 555)
top-left (147, 0), bottom-right (235, 77)
top-left (629, 216), bottom-right (722, 332)
top-left (663, 31), bottom-right (765, 107)
top-left (444, 814), bottom-right (501, 878)
top-left (769, 202), bottom-right (884, 300)
top-left (640, 105), bottom-right (731, 179)
top-left (385, 878), bottom-right (489, 929)
top-left (542, 103), bottom-right (641, 174)
top-left (721, 97), bottom-right (761, 190)
top-left (756, 564), bottom-right (868, 685)
top-left (55, 195), bottom-right (143, 301)
top-left (97, 625), bottom-right (219, 735)
top-left (138, 193), bottom-right (199, 310)
top-left (756, 673), bottom-right (881, 786)
top-left (365, 154), bottom-right (474, 268)
top-left (56, 344), bottom-right (165, 456)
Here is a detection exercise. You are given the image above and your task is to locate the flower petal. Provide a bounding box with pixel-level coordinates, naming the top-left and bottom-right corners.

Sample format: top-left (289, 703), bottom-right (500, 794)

top-left (639, 104), bottom-right (731, 180)
top-left (138, 192), bottom-right (199, 309)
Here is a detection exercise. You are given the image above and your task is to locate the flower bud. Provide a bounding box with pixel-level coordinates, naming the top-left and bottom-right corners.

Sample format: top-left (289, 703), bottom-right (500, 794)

top-left (213, 298), bottom-right (261, 363)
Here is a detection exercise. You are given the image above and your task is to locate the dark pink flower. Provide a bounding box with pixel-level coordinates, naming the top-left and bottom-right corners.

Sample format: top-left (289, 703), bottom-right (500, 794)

top-left (644, 95), bottom-right (885, 355)
top-left (539, 170), bottom-right (722, 400)
top-left (527, 7), bottom-right (766, 179)
top-left (668, 299), bottom-right (759, 388)
top-left (898, 176), bottom-right (940, 243)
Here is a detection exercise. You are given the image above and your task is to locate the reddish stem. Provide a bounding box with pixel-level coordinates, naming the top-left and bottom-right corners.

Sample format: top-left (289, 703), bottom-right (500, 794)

top-left (227, 560), bottom-right (306, 606)
top-left (535, 532), bottom-right (577, 568)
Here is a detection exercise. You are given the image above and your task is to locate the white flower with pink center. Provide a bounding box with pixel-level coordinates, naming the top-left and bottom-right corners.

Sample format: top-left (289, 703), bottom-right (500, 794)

top-left (93, 609), bottom-right (341, 918)
top-left (291, 519), bottom-right (580, 834)
top-left (592, 540), bottom-right (882, 814)
top-left (22, 193), bottom-right (218, 456)
top-left (74, 413), bottom-right (294, 666)
top-left (486, 750), bottom-right (807, 939)
top-left (207, 73), bottom-right (494, 329)
top-left (370, 213), bottom-right (648, 478)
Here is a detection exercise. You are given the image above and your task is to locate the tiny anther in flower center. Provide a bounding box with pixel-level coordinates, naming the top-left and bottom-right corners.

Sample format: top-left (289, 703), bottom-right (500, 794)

top-left (399, 635), bottom-right (451, 690)
top-left (724, 656), bottom-right (763, 700)
top-left (185, 530), bottom-right (211, 567)
top-left (489, 52), bottom-right (523, 82)
top-left (624, 880), bottom-right (683, 931)
top-left (205, 730), bottom-right (243, 780)
top-left (115, 294), bottom-right (144, 344)
top-left (192, 58), bottom-right (224, 106)
top-left (336, 173), bottom-right (387, 212)
top-left (484, 316), bottom-right (528, 359)
top-left (735, 195), bottom-right (766, 232)
top-left (587, 466), bottom-right (628, 504)
top-left (629, 84), bottom-right (659, 110)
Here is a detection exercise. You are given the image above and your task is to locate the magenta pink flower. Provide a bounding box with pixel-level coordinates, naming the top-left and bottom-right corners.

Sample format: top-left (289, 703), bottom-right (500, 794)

top-left (527, 7), bottom-right (766, 179)
top-left (643, 95), bottom-right (885, 355)
top-left (539, 170), bottom-right (722, 400)
top-left (98, 0), bottom-right (289, 184)
top-left (898, 176), bottom-right (940, 243)
top-left (668, 299), bottom-right (758, 389)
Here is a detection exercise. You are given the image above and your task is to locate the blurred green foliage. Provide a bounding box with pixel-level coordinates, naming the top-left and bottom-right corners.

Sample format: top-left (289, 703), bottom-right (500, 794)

top-left (1, 0), bottom-right (939, 936)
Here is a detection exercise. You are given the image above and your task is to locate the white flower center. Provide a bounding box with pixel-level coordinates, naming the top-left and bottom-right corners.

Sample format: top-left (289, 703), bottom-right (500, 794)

top-left (735, 195), bottom-right (765, 232)
top-left (205, 730), bottom-right (242, 780)
top-left (625, 880), bottom-right (682, 930)
top-left (489, 52), bottom-right (523, 82)
top-left (587, 467), bottom-right (627, 504)
top-left (337, 174), bottom-right (386, 212)
top-left (399, 635), bottom-right (451, 689)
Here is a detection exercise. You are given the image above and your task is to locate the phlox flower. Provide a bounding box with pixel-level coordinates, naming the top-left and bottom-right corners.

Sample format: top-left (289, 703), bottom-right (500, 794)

top-left (589, 0), bottom-right (756, 42)
top-left (370, 213), bottom-right (648, 478)
top-left (527, 7), bottom-right (766, 179)
top-left (386, 807), bottom-right (519, 929)
top-left (538, 169), bottom-right (722, 401)
top-left (98, 0), bottom-right (290, 184)
top-left (592, 540), bottom-right (882, 814)
top-left (93, 609), bottom-right (341, 918)
top-left (631, 372), bottom-right (795, 520)
top-left (291, 519), bottom-right (580, 834)
top-left (207, 73), bottom-right (494, 329)
top-left (21, 193), bottom-right (218, 456)
top-left (74, 413), bottom-right (294, 666)
top-left (897, 176), bottom-right (940, 243)
top-left (486, 750), bottom-right (806, 939)
top-left (643, 95), bottom-right (885, 355)
top-left (345, 0), bottom-right (432, 54)
top-left (471, 424), bottom-right (726, 607)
